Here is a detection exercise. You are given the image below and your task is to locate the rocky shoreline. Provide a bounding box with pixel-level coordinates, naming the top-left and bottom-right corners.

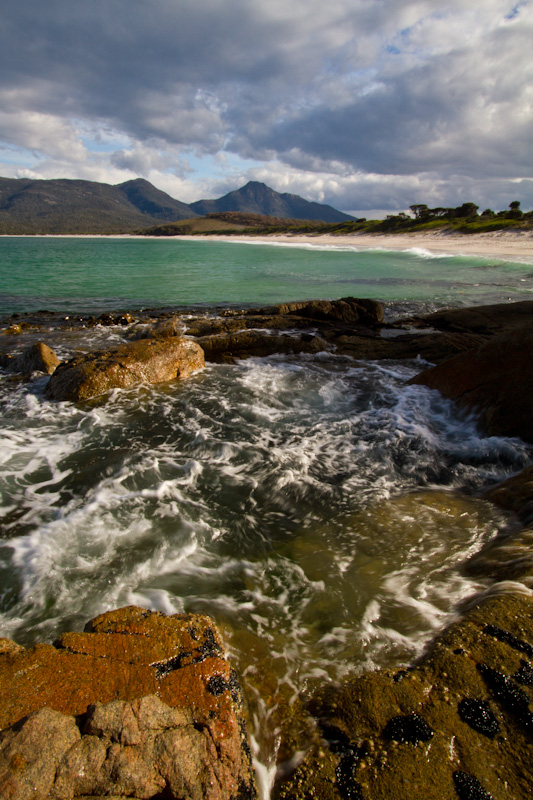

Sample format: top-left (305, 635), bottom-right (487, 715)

top-left (3, 296), bottom-right (533, 439)
top-left (1, 298), bottom-right (533, 798)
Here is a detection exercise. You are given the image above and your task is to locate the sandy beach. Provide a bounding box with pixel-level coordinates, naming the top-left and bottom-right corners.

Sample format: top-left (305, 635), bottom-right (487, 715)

top-left (190, 229), bottom-right (533, 262)
top-left (5, 229), bottom-right (533, 262)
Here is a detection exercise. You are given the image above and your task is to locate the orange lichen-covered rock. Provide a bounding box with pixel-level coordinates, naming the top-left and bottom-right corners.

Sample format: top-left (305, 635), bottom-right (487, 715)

top-left (0, 606), bottom-right (256, 800)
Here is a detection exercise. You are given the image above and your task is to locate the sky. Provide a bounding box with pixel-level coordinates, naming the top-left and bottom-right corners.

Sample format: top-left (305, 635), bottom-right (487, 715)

top-left (0, 0), bottom-right (531, 216)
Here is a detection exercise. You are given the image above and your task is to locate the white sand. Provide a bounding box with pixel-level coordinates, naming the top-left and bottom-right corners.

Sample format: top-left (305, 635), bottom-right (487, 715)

top-left (190, 229), bottom-right (533, 262)
top-left (6, 230), bottom-right (533, 261)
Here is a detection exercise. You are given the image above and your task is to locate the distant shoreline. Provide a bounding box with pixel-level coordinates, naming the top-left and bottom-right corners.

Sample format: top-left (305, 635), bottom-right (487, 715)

top-left (2, 229), bottom-right (533, 262)
top-left (178, 229), bottom-right (533, 262)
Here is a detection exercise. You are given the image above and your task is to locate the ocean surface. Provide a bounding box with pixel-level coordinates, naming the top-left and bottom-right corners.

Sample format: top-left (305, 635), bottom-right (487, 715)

top-left (1, 236), bottom-right (532, 794)
top-left (1, 235), bottom-right (533, 315)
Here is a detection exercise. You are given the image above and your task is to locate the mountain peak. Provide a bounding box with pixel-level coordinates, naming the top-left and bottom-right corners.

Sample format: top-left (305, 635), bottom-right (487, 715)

top-left (190, 181), bottom-right (354, 222)
top-left (0, 175), bottom-right (354, 233)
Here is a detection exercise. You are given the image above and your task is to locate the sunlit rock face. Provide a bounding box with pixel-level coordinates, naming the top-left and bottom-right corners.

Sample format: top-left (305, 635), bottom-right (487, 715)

top-left (46, 337), bottom-right (205, 401)
top-left (0, 606), bottom-right (257, 800)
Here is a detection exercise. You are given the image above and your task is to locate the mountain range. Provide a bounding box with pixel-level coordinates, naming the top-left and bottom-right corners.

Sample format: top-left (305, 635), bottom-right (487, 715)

top-left (0, 177), bottom-right (355, 234)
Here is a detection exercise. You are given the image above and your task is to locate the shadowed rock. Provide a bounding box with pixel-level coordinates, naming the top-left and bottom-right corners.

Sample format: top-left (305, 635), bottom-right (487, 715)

top-left (248, 297), bottom-right (384, 325)
top-left (13, 342), bottom-right (60, 375)
top-left (0, 341), bottom-right (60, 375)
top-left (408, 324), bottom-right (533, 442)
top-left (417, 300), bottom-right (533, 335)
top-left (198, 330), bottom-right (328, 362)
top-left (134, 315), bottom-right (185, 339)
top-left (46, 336), bottom-right (204, 401)
top-left (484, 466), bottom-right (533, 523)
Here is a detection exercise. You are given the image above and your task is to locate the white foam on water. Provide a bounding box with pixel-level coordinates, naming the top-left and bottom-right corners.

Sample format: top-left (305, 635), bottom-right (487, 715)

top-left (400, 246), bottom-right (456, 260)
top-left (1, 348), bottom-right (531, 786)
top-left (225, 238), bottom-right (460, 261)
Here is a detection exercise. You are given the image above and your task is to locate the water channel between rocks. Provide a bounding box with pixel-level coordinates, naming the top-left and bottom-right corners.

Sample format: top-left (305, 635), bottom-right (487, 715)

top-left (1, 318), bottom-right (530, 796)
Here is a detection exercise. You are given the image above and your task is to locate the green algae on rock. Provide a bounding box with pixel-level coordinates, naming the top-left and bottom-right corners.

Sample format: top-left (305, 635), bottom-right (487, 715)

top-left (275, 593), bottom-right (533, 800)
top-left (274, 462), bottom-right (533, 800)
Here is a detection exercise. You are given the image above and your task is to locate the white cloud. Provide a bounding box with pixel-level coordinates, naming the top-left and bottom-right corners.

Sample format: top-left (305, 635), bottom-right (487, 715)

top-left (0, 108), bottom-right (87, 162)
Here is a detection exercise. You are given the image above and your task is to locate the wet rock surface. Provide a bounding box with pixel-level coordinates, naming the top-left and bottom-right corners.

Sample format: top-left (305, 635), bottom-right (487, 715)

top-left (275, 465), bottom-right (533, 800)
top-left (275, 592), bottom-right (533, 800)
top-left (484, 466), bottom-right (533, 524)
top-left (0, 606), bottom-right (257, 800)
top-left (247, 298), bottom-right (384, 325)
top-left (198, 330), bottom-right (329, 362)
top-left (3, 299), bottom-right (533, 406)
top-left (413, 300), bottom-right (533, 336)
top-left (46, 336), bottom-right (205, 401)
top-left (408, 323), bottom-right (533, 442)
top-left (3, 300), bottom-right (533, 797)
top-left (10, 341), bottom-right (60, 375)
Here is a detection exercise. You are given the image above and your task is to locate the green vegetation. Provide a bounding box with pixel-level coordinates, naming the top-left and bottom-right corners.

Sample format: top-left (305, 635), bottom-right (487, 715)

top-left (142, 202), bottom-right (533, 237)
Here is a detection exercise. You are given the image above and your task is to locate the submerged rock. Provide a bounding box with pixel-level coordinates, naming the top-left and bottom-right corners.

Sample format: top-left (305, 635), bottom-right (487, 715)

top-left (46, 336), bottom-right (204, 401)
top-left (0, 606), bottom-right (257, 800)
top-left (276, 591), bottom-right (533, 800)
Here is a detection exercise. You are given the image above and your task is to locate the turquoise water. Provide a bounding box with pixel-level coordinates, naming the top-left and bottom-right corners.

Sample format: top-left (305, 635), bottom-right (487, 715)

top-left (0, 236), bottom-right (532, 315)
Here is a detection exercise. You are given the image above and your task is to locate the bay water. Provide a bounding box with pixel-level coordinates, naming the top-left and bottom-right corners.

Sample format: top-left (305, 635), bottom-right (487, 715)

top-left (1, 236), bottom-right (532, 794)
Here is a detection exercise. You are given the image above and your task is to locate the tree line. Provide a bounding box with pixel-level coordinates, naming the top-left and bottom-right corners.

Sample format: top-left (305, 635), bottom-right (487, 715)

top-left (375, 200), bottom-right (531, 232)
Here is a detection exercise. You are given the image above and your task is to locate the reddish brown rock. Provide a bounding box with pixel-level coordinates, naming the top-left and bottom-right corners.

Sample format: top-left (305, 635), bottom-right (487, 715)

top-left (249, 297), bottom-right (384, 325)
top-left (334, 330), bottom-right (487, 362)
top-left (0, 606), bottom-right (256, 800)
top-left (287, 297), bottom-right (384, 325)
top-left (484, 465), bottom-right (533, 511)
top-left (134, 316), bottom-right (184, 339)
top-left (483, 465), bottom-right (533, 525)
top-left (408, 324), bottom-right (533, 442)
top-left (46, 337), bottom-right (204, 401)
top-left (419, 300), bottom-right (533, 335)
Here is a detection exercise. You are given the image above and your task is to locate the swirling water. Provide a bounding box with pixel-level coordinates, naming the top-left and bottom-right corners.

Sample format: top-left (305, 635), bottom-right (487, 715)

top-left (0, 236), bottom-right (532, 792)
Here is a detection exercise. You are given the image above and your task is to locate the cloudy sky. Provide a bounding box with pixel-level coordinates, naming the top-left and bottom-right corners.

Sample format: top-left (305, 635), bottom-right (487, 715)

top-left (1, 0), bottom-right (531, 215)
